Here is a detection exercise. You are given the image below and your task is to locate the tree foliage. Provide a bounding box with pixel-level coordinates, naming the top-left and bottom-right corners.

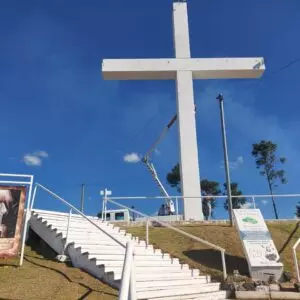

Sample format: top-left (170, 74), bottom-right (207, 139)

top-left (166, 163), bottom-right (221, 212)
top-left (296, 203), bottom-right (300, 219)
top-left (223, 182), bottom-right (247, 211)
top-left (251, 140), bottom-right (287, 219)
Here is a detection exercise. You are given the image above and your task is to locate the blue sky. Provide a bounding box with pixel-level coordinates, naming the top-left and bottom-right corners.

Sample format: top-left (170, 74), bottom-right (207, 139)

top-left (1, 0), bottom-right (300, 219)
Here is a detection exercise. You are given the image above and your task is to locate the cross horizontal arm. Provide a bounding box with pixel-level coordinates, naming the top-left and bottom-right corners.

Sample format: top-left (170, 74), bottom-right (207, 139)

top-left (102, 57), bottom-right (265, 80)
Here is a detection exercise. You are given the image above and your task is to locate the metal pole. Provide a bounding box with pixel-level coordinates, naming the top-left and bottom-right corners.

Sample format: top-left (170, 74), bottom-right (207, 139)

top-left (293, 239), bottom-right (300, 283)
top-left (252, 196), bottom-right (256, 209)
top-left (217, 94), bottom-right (233, 226)
top-left (221, 250), bottom-right (227, 280)
top-left (129, 253), bottom-right (136, 300)
top-left (30, 184), bottom-right (38, 211)
top-left (64, 209), bottom-right (72, 253)
top-left (80, 184), bottom-right (85, 213)
top-left (20, 176), bottom-right (34, 266)
top-left (175, 197), bottom-right (179, 221)
top-left (119, 242), bottom-right (134, 300)
top-left (146, 219), bottom-right (149, 248)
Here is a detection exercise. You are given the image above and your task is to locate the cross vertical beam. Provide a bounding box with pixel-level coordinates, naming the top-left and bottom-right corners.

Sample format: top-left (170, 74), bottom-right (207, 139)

top-left (173, 3), bottom-right (203, 220)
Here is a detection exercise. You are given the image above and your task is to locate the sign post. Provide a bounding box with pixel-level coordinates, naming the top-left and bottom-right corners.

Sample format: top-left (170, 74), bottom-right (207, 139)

top-left (233, 209), bottom-right (283, 281)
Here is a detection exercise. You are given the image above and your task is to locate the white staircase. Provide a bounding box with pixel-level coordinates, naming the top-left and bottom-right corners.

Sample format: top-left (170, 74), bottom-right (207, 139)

top-left (29, 209), bottom-right (228, 300)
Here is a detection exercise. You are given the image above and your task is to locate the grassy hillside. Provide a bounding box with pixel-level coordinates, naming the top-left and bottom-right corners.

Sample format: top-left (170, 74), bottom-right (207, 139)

top-left (126, 221), bottom-right (300, 280)
top-left (0, 230), bottom-right (118, 300)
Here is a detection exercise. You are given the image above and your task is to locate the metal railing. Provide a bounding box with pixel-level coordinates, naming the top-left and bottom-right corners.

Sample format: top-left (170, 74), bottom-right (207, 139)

top-left (31, 184), bottom-right (137, 299)
top-left (104, 193), bottom-right (300, 220)
top-left (30, 183), bottom-right (127, 249)
top-left (104, 197), bottom-right (228, 280)
top-left (293, 238), bottom-right (300, 282)
top-left (119, 242), bottom-right (136, 300)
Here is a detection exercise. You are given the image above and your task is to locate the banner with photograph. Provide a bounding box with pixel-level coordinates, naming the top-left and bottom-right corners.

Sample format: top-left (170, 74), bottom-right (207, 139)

top-left (0, 186), bottom-right (26, 258)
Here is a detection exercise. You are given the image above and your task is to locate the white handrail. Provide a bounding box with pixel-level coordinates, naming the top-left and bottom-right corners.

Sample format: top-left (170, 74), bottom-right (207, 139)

top-left (107, 194), bottom-right (300, 200)
top-left (32, 183), bottom-right (126, 248)
top-left (293, 238), bottom-right (300, 282)
top-left (119, 241), bottom-right (136, 300)
top-left (106, 198), bottom-right (227, 279)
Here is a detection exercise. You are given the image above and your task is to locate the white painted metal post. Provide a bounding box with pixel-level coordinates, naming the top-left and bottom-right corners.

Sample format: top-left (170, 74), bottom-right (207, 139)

top-left (119, 242), bottom-right (134, 300)
top-left (129, 254), bottom-right (136, 300)
top-left (293, 238), bottom-right (300, 282)
top-left (64, 209), bottom-right (72, 253)
top-left (101, 198), bottom-right (105, 221)
top-left (252, 196), bottom-right (256, 209)
top-left (221, 250), bottom-right (227, 280)
top-left (20, 176), bottom-right (34, 266)
top-left (146, 219), bottom-right (149, 248)
top-left (175, 197), bottom-right (179, 221)
top-left (30, 184), bottom-right (38, 211)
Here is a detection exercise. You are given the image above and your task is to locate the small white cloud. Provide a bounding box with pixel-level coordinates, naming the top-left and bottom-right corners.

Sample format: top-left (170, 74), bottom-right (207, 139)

top-left (220, 155), bottom-right (244, 170)
top-left (123, 152), bottom-right (141, 163)
top-left (23, 150), bottom-right (49, 167)
top-left (35, 150), bottom-right (49, 158)
top-left (236, 156), bottom-right (244, 165)
top-left (261, 199), bottom-right (268, 205)
top-left (154, 148), bottom-right (161, 155)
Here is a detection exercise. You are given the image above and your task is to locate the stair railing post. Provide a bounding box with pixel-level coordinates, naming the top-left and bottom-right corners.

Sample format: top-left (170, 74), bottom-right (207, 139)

top-left (64, 208), bottom-right (72, 253)
top-left (293, 238), bottom-right (300, 283)
top-left (146, 219), bottom-right (149, 248)
top-left (129, 251), bottom-right (136, 300)
top-left (252, 196), bottom-right (256, 209)
top-left (119, 242), bottom-right (134, 300)
top-left (30, 184), bottom-right (38, 211)
top-left (221, 250), bottom-right (227, 280)
top-left (175, 197), bottom-right (179, 221)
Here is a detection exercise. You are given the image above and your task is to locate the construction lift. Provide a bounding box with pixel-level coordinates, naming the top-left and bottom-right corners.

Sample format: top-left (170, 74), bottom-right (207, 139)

top-left (141, 106), bottom-right (196, 216)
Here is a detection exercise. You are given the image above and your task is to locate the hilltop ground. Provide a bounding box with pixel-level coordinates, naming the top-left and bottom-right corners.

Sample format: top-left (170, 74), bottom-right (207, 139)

top-left (0, 229), bottom-right (118, 300)
top-left (0, 222), bottom-right (299, 299)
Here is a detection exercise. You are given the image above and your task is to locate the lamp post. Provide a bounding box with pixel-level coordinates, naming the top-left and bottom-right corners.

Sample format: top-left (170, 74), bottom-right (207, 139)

top-left (217, 94), bottom-right (233, 226)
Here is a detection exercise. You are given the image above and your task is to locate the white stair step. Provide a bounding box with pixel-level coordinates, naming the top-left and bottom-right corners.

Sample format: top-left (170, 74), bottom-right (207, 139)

top-left (149, 291), bottom-right (227, 300)
top-left (93, 259), bottom-right (182, 268)
top-left (113, 271), bottom-right (199, 281)
top-left (136, 286), bottom-right (223, 300)
top-left (137, 282), bottom-right (220, 292)
top-left (34, 213), bottom-right (115, 228)
top-left (74, 246), bottom-right (164, 255)
top-left (67, 237), bottom-right (145, 246)
top-left (87, 252), bottom-right (173, 265)
top-left (43, 221), bottom-right (120, 232)
top-left (72, 242), bottom-right (154, 251)
top-left (136, 277), bottom-right (210, 288)
top-left (103, 264), bottom-right (189, 273)
top-left (81, 253), bottom-right (172, 262)
top-left (70, 240), bottom-right (152, 248)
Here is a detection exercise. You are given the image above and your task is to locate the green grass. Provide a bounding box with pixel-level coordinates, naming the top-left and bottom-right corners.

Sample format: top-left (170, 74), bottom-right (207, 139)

top-left (0, 229), bottom-right (118, 300)
top-left (126, 221), bottom-right (300, 281)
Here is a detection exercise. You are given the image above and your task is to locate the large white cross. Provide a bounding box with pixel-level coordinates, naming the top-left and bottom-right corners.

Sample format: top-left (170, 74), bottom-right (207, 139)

top-left (102, 2), bottom-right (265, 221)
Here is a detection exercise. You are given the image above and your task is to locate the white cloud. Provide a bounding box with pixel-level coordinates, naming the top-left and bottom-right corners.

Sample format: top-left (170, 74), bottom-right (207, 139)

top-left (154, 148), bottom-right (161, 155)
top-left (123, 152), bottom-right (141, 163)
top-left (35, 150), bottom-right (49, 158)
top-left (261, 199), bottom-right (268, 205)
top-left (23, 150), bottom-right (49, 167)
top-left (220, 155), bottom-right (244, 170)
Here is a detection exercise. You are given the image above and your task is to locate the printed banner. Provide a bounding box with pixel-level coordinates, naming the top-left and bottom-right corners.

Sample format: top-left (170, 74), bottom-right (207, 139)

top-left (0, 186), bottom-right (26, 258)
top-left (233, 209), bottom-right (282, 267)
